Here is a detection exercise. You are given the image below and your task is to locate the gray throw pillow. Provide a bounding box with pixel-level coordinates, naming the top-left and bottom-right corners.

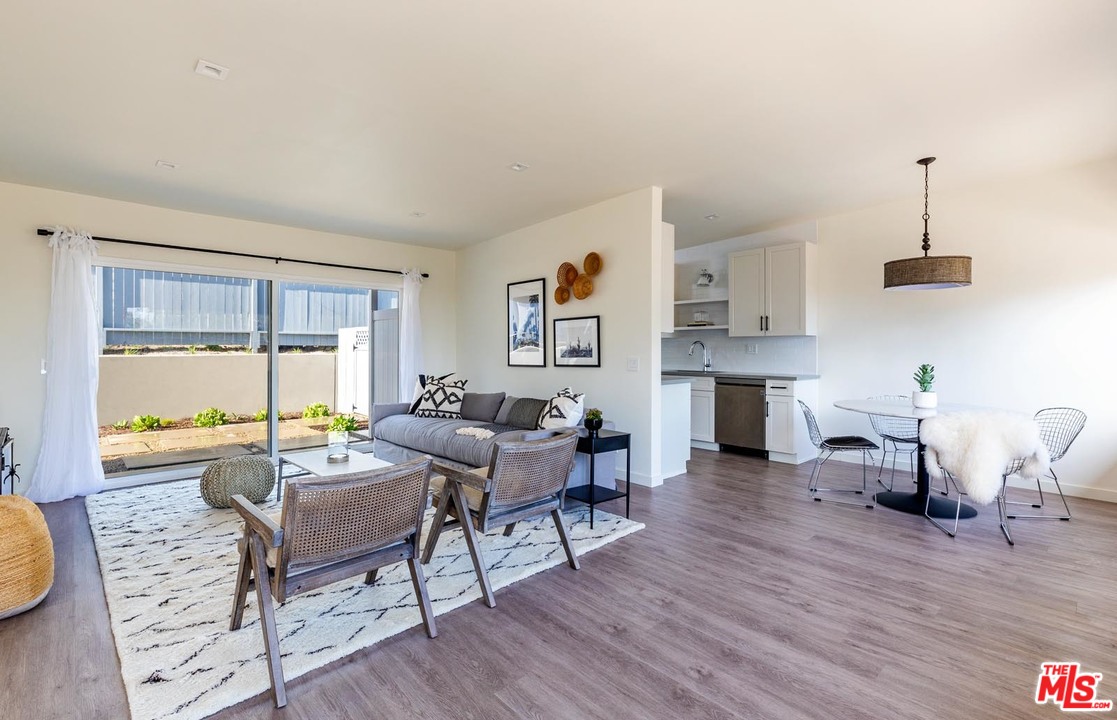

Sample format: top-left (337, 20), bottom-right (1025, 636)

top-left (507, 398), bottom-right (548, 430)
top-left (460, 392), bottom-right (506, 423)
top-left (494, 396), bottom-right (519, 425)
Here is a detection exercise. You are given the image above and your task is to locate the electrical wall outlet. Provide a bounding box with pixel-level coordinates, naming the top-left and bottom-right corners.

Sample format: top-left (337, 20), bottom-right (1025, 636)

top-left (746, 343), bottom-right (759, 354)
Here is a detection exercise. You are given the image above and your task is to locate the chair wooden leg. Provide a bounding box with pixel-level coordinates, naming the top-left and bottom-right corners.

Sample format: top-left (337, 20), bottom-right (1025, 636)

top-left (450, 482), bottom-right (496, 608)
top-left (422, 487), bottom-right (451, 564)
top-left (551, 508), bottom-right (580, 570)
top-left (229, 536), bottom-right (252, 631)
top-left (407, 558), bottom-right (438, 638)
top-left (364, 568), bottom-right (378, 585)
top-left (502, 522), bottom-right (517, 537)
top-left (248, 535), bottom-right (287, 708)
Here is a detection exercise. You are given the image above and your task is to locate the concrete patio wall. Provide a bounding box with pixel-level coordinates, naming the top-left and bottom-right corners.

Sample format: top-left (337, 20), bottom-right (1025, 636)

top-left (98, 353), bottom-right (336, 424)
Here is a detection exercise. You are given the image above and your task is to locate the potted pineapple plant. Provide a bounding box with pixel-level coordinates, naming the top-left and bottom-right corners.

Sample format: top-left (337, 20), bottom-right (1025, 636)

top-left (583, 407), bottom-right (604, 434)
top-left (912, 363), bottom-right (937, 409)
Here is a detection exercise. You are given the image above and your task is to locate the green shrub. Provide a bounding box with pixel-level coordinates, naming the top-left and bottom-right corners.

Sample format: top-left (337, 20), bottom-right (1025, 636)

top-left (123, 346), bottom-right (140, 356)
top-left (193, 407), bottom-right (229, 428)
top-left (131, 414), bottom-right (167, 432)
top-left (204, 344), bottom-right (222, 353)
top-left (253, 408), bottom-right (268, 422)
top-left (111, 419), bottom-right (129, 430)
top-left (303, 402), bottom-right (330, 419)
top-left (327, 414), bottom-right (360, 432)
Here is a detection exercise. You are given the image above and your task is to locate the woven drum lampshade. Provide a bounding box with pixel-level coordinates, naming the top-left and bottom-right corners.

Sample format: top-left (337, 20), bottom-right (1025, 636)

top-left (0, 495), bottom-right (54, 620)
top-left (884, 255), bottom-right (972, 290)
top-left (884, 156), bottom-right (972, 291)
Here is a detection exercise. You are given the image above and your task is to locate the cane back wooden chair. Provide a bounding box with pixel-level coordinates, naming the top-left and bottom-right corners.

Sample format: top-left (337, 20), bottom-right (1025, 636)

top-left (229, 456), bottom-right (436, 708)
top-left (421, 431), bottom-right (579, 608)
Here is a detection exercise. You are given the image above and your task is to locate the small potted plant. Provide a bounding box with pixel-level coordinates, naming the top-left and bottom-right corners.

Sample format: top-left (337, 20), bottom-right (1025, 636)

top-left (912, 364), bottom-right (937, 409)
top-left (583, 407), bottom-right (604, 434)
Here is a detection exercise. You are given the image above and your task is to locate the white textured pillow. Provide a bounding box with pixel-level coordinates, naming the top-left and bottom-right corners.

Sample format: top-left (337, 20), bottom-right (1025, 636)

top-left (414, 377), bottom-right (468, 419)
top-left (538, 387), bottom-right (585, 429)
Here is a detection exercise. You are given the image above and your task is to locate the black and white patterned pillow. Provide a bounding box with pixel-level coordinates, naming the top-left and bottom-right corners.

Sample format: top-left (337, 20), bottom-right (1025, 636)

top-left (414, 377), bottom-right (468, 419)
top-left (409, 372), bottom-right (457, 414)
top-left (537, 387), bottom-right (585, 429)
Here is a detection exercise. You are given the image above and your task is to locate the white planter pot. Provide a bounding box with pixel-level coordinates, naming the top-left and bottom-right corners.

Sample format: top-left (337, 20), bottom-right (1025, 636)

top-left (912, 391), bottom-right (938, 409)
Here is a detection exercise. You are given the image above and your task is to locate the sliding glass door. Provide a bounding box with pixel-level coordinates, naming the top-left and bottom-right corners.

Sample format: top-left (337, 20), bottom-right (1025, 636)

top-left (95, 265), bottom-right (400, 479)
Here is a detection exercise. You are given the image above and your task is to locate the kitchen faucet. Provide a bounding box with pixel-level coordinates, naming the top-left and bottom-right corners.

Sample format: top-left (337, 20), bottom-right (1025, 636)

top-left (688, 340), bottom-right (712, 372)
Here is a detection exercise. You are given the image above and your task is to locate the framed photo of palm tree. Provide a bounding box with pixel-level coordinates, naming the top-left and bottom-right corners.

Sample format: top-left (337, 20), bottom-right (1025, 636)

top-left (508, 278), bottom-right (545, 367)
top-left (553, 315), bottom-right (600, 367)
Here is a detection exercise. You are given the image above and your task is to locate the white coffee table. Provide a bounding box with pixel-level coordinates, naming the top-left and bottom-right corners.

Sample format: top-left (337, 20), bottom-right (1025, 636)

top-left (276, 448), bottom-right (393, 501)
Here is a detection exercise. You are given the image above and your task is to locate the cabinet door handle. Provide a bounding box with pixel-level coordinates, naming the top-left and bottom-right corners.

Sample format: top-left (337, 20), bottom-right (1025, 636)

top-left (766, 401), bottom-right (770, 418)
top-left (760, 315), bottom-right (764, 332)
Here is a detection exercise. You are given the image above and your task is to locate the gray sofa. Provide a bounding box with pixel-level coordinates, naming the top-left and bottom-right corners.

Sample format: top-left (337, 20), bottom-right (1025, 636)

top-left (372, 392), bottom-right (616, 490)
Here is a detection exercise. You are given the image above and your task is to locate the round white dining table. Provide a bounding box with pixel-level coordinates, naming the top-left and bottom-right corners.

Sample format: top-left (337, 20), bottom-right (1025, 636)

top-left (833, 398), bottom-right (978, 519)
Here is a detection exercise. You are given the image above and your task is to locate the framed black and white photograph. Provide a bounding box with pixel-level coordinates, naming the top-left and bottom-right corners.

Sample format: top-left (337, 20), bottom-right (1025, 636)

top-left (508, 278), bottom-right (546, 367)
top-left (553, 315), bottom-right (600, 367)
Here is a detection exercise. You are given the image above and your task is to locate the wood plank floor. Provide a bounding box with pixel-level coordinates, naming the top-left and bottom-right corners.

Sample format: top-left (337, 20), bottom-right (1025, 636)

top-left (3, 450), bottom-right (1116, 719)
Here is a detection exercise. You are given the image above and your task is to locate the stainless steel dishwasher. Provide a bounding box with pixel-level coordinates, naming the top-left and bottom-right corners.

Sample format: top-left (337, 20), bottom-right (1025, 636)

top-left (714, 377), bottom-right (766, 452)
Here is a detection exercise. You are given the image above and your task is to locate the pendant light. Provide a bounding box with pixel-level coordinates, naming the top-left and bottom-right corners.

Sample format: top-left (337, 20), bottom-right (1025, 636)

top-left (883, 157), bottom-right (972, 290)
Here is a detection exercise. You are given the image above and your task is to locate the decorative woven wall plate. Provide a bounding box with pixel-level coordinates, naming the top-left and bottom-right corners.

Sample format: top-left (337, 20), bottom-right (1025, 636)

top-left (583, 251), bottom-right (603, 276)
top-left (572, 273), bottom-right (593, 300)
top-left (557, 262), bottom-right (578, 288)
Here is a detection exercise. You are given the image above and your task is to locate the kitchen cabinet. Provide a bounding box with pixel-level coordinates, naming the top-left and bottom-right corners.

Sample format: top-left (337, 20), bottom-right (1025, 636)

top-left (764, 378), bottom-right (818, 465)
top-left (728, 242), bottom-right (817, 337)
top-left (764, 381), bottom-right (795, 454)
top-left (689, 376), bottom-right (716, 444)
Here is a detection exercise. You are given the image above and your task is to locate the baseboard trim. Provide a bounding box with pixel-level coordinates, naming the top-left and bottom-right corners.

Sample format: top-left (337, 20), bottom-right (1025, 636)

top-left (691, 440), bottom-right (719, 452)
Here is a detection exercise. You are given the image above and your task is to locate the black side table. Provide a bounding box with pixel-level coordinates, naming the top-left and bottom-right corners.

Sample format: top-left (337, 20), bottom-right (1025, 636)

top-left (565, 428), bottom-right (631, 528)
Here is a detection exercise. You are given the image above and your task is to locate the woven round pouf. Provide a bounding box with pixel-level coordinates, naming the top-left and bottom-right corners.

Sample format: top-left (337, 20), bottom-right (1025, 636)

top-left (0, 496), bottom-right (55, 620)
top-left (200, 456), bottom-right (276, 508)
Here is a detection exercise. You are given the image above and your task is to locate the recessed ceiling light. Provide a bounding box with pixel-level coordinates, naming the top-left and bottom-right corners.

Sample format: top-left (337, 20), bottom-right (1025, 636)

top-left (410, 211), bottom-right (426, 218)
top-left (194, 59), bottom-right (229, 80)
top-left (508, 162), bottom-right (530, 172)
top-left (155, 160), bottom-right (178, 170)
top-left (704, 213), bottom-right (719, 221)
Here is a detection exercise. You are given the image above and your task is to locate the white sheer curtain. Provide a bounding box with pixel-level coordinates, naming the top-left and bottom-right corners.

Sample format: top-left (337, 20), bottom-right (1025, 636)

top-left (398, 269), bottom-right (425, 402)
top-left (27, 228), bottom-right (105, 503)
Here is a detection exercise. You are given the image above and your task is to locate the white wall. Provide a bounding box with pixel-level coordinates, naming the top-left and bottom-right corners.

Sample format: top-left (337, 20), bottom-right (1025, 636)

top-left (455, 187), bottom-right (666, 485)
top-left (0, 181), bottom-right (457, 493)
top-left (816, 156), bottom-right (1117, 500)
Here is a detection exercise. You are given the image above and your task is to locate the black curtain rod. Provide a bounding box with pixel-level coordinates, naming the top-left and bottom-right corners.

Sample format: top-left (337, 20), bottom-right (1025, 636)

top-left (36, 228), bottom-right (429, 278)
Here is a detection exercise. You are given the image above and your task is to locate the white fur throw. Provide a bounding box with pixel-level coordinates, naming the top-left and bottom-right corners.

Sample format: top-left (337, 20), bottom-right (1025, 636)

top-left (920, 411), bottom-right (1050, 505)
top-left (455, 426), bottom-right (495, 440)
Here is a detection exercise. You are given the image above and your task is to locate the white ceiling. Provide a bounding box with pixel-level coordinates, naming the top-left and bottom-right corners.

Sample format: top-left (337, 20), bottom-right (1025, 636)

top-left (2, 1), bottom-right (1115, 249)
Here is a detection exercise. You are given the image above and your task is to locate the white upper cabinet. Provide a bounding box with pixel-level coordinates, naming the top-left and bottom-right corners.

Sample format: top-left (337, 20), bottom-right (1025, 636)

top-left (728, 242), bottom-right (816, 337)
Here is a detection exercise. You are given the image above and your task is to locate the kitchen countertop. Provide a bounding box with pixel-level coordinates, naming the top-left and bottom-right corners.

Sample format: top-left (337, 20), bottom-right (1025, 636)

top-left (662, 369), bottom-right (821, 381)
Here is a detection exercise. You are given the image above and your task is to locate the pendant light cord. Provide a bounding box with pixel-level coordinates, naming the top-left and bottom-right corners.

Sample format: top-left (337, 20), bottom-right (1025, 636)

top-left (921, 162), bottom-right (931, 256)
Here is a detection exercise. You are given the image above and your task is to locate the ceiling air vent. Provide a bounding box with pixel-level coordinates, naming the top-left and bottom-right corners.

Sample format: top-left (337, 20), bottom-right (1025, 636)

top-left (194, 59), bottom-right (229, 80)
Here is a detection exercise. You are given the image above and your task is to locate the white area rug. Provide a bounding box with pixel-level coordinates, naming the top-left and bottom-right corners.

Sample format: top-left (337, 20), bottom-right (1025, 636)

top-left (86, 479), bottom-right (643, 720)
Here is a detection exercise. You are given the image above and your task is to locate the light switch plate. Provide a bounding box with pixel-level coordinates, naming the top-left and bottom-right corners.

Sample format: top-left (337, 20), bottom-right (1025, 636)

top-left (746, 344), bottom-right (758, 355)
top-left (626, 356), bottom-right (639, 372)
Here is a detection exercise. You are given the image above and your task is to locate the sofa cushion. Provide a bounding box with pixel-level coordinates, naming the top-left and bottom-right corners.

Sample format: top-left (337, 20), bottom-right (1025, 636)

top-left (409, 372), bottom-right (458, 413)
top-left (414, 377), bottom-right (468, 419)
top-left (507, 398), bottom-right (548, 430)
top-left (460, 392), bottom-right (506, 423)
top-left (374, 415), bottom-right (524, 468)
top-left (494, 396), bottom-right (519, 425)
top-left (538, 388), bottom-right (585, 429)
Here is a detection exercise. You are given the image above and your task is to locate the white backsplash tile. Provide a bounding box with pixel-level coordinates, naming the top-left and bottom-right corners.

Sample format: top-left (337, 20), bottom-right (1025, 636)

top-left (662, 333), bottom-right (818, 375)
